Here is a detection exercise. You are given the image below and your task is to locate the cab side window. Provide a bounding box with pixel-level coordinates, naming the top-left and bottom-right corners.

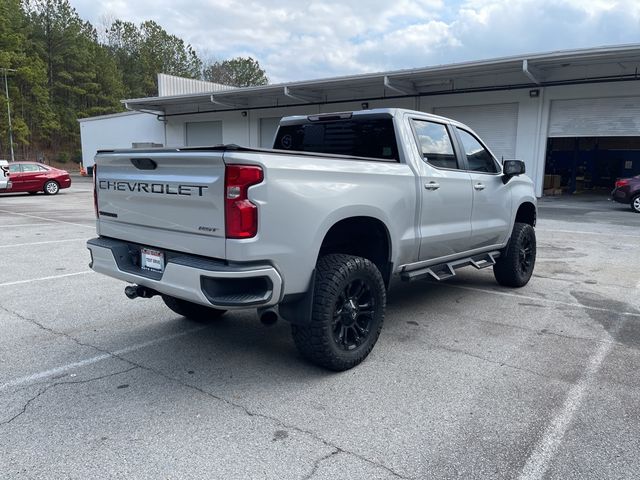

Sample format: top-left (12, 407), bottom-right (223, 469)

top-left (411, 120), bottom-right (458, 169)
top-left (456, 128), bottom-right (499, 174)
top-left (21, 164), bottom-right (39, 172)
top-left (9, 164), bottom-right (22, 173)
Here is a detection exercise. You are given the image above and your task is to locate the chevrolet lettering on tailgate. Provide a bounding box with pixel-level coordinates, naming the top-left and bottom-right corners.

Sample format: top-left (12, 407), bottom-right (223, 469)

top-left (98, 180), bottom-right (208, 196)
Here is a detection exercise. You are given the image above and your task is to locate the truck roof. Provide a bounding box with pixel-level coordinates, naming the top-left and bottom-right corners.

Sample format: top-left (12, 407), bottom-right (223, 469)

top-left (279, 108), bottom-right (468, 128)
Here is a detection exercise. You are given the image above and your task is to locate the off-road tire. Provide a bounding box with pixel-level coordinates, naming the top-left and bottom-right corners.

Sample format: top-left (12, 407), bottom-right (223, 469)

top-left (43, 180), bottom-right (59, 195)
top-left (162, 295), bottom-right (226, 322)
top-left (493, 222), bottom-right (536, 288)
top-left (291, 254), bottom-right (386, 371)
top-left (631, 194), bottom-right (640, 213)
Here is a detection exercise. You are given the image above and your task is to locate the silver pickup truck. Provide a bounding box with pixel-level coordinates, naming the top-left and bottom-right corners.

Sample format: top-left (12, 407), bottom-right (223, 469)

top-left (87, 108), bottom-right (537, 370)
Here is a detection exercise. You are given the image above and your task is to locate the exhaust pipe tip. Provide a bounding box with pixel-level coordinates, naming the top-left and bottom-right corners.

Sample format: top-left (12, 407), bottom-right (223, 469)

top-left (259, 308), bottom-right (279, 326)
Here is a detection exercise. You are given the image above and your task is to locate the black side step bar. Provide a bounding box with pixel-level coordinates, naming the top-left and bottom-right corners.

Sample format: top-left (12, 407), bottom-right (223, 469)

top-left (400, 251), bottom-right (500, 282)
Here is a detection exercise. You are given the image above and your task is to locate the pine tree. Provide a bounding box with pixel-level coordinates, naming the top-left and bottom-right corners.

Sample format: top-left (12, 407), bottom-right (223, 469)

top-left (203, 57), bottom-right (269, 88)
top-left (0, 0), bottom-right (56, 158)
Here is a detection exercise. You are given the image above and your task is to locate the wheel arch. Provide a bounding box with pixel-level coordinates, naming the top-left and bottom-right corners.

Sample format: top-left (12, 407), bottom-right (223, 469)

top-left (318, 215), bottom-right (393, 287)
top-left (514, 201), bottom-right (536, 227)
top-left (279, 212), bottom-right (394, 326)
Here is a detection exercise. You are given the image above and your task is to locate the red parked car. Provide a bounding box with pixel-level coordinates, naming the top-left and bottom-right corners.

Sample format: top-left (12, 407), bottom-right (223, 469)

top-left (5, 162), bottom-right (71, 195)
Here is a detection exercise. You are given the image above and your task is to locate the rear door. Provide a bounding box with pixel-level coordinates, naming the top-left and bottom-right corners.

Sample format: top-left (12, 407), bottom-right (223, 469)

top-left (454, 127), bottom-right (512, 248)
top-left (95, 150), bottom-right (227, 259)
top-left (410, 118), bottom-right (474, 261)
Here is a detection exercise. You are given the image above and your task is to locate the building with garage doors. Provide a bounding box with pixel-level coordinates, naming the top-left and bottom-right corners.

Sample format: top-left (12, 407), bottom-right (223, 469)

top-left (79, 45), bottom-right (640, 198)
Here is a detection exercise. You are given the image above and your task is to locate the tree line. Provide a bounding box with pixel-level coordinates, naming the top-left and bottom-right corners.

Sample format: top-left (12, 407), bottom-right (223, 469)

top-left (0, 0), bottom-right (269, 163)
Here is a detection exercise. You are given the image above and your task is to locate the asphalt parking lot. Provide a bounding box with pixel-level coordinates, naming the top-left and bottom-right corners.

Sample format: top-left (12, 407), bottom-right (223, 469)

top-left (0, 180), bottom-right (639, 480)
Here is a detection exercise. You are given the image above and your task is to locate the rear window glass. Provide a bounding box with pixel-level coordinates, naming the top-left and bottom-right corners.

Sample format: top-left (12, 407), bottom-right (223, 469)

top-left (274, 117), bottom-right (399, 161)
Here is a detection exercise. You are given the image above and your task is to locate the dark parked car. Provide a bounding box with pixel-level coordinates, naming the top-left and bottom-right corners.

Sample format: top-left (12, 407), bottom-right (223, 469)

top-left (612, 176), bottom-right (640, 213)
top-left (5, 162), bottom-right (71, 195)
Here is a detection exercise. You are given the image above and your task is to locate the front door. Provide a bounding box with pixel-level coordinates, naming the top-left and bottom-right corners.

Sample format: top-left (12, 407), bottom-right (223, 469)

top-left (410, 118), bottom-right (474, 261)
top-left (454, 128), bottom-right (512, 249)
top-left (19, 163), bottom-right (46, 191)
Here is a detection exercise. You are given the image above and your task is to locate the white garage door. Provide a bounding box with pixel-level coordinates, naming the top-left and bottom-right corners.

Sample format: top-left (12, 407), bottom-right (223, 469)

top-left (548, 97), bottom-right (640, 137)
top-left (434, 103), bottom-right (519, 161)
top-left (185, 121), bottom-right (223, 146)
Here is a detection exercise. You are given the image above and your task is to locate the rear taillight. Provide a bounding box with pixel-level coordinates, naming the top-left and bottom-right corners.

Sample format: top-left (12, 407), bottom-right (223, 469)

top-left (93, 164), bottom-right (99, 218)
top-left (224, 165), bottom-right (263, 239)
top-left (615, 179), bottom-right (629, 188)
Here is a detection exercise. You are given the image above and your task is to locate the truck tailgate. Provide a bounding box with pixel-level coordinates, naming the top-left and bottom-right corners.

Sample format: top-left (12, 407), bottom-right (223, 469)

top-left (95, 150), bottom-right (226, 259)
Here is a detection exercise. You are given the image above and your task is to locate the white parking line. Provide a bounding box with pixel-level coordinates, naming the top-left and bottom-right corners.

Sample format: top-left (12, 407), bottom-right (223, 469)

top-left (437, 281), bottom-right (627, 479)
top-left (0, 209), bottom-right (94, 229)
top-left (518, 340), bottom-right (612, 480)
top-left (0, 326), bottom-right (207, 392)
top-left (0, 238), bottom-right (88, 248)
top-left (0, 223), bottom-right (55, 228)
top-left (0, 271), bottom-right (93, 287)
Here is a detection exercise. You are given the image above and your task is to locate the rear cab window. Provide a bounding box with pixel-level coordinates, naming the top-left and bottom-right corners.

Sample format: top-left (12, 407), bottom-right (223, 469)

top-left (410, 119), bottom-right (458, 169)
top-left (274, 114), bottom-right (399, 161)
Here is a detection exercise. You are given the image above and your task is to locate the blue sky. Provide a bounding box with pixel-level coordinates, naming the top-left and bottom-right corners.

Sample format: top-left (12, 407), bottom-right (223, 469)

top-left (72, 0), bottom-right (640, 83)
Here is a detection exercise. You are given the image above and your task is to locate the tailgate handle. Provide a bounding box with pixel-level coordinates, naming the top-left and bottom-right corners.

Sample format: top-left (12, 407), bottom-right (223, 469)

top-left (130, 158), bottom-right (157, 170)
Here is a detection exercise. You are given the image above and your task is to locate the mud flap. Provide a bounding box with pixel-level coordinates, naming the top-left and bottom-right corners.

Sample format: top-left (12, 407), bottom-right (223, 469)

top-left (278, 270), bottom-right (315, 325)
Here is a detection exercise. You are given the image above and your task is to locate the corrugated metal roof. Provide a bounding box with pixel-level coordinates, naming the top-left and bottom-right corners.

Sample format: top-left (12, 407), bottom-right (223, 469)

top-left (157, 73), bottom-right (233, 96)
top-left (123, 44), bottom-right (640, 115)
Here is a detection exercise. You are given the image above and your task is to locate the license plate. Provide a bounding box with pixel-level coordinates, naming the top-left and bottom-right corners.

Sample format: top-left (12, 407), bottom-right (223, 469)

top-left (141, 248), bottom-right (164, 272)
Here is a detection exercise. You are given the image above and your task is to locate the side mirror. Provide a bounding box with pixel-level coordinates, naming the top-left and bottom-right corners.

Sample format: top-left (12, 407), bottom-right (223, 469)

top-left (502, 160), bottom-right (525, 183)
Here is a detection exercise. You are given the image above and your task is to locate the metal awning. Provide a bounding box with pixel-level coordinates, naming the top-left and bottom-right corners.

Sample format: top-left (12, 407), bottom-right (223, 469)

top-left (123, 44), bottom-right (640, 116)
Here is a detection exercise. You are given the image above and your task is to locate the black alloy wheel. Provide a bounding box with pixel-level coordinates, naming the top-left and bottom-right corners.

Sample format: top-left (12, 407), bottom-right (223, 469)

top-left (518, 234), bottom-right (534, 275)
top-left (493, 222), bottom-right (536, 288)
top-left (332, 278), bottom-right (375, 351)
top-left (291, 254), bottom-right (386, 371)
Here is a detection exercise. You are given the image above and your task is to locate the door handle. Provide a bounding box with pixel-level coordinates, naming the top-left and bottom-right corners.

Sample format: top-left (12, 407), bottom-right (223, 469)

top-left (424, 182), bottom-right (440, 190)
top-left (474, 183), bottom-right (485, 191)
